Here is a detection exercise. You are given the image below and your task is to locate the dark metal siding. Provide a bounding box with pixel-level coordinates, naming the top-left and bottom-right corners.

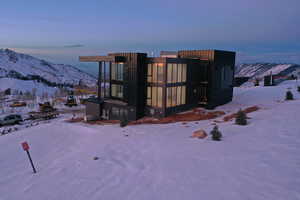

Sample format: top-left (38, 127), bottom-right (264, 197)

top-left (178, 50), bottom-right (236, 108)
top-left (109, 53), bottom-right (147, 120)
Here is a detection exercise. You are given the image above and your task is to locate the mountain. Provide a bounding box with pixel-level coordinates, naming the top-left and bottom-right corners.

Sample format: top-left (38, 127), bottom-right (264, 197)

top-left (0, 49), bottom-right (96, 89)
top-left (235, 63), bottom-right (300, 79)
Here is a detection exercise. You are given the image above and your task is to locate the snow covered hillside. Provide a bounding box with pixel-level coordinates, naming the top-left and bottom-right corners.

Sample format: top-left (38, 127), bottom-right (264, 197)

top-left (0, 49), bottom-right (96, 91)
top-left (0, 78), bottom-right (58, 96)
top-left (0, 81), bottom-right (300, 200)
top-left (235, 63), bottom-right (300, 78)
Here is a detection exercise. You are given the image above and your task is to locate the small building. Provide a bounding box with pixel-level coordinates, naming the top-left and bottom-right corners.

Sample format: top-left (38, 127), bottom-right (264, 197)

top-left (80, 49), bottom-right (236, 121)
top-left (234, 77), bottom-right (250, 87)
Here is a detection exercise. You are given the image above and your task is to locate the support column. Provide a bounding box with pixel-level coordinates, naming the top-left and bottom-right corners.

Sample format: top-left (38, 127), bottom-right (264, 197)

top-left (98, 62), bottom-right (102, 99)
top-left (109, 62), bottom-right (112, 97)
top-left (98, 62), bottom-right (103, 119)
top-left (103, 62), bottom-right (106, 98)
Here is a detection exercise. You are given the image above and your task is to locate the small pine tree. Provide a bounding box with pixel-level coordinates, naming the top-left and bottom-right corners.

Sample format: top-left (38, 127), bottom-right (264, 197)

top-left (235, 109), bottom-right (247, 125)
top-left (297, 86), bottom-right (300, 93)
top-left (285, 90), bottom-right (294, 100)
top-left (120, 115), bottom-right (128, 128)
top-left (210, 125), bottom-right (222, 141)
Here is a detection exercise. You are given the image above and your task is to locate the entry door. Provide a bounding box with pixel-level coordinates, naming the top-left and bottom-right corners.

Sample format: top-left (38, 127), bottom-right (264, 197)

top-left (198, 86), bottom-right (208, 103)
top-left (101, 109), bottom-right (110, 120)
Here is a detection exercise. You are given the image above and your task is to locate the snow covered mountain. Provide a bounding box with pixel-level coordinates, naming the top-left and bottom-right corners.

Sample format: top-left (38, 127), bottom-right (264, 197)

top-left (235, 63), bottom-right (300, 79)
top-left (0, 49), bottom-right (96, 87)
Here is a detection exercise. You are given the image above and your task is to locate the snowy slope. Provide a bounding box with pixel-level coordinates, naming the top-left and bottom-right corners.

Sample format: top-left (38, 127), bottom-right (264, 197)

top-left (0, 81), bottom-right (300, 200)
top-left (0, 78), bottom-right (57, 95)
top-left (235, 63), bottom-right (300, 78)
top-left (0, 49), bottom-right (96, 86)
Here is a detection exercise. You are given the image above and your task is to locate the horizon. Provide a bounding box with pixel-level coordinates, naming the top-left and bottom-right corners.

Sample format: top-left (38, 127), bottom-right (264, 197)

top-left (1, 0), bottom-right (300, 74)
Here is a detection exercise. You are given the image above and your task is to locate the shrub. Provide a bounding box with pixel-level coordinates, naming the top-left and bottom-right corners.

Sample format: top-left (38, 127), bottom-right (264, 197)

top-left (285, 90), bottom-right (294, 100)
top-left (297, 86), bottom-right (300, 93)
top-left (210, 125), bottom-right (222, 141)
top-left (235, 109), bottom-right (247, 125)
top-left (120, 116), bottom-right (128, 128)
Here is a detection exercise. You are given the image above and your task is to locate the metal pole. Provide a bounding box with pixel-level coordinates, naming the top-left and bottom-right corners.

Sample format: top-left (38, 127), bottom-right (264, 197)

top-left (98, 62), bottom-right (102, 99)
top-left (26, 150), bottom-right (36, 173)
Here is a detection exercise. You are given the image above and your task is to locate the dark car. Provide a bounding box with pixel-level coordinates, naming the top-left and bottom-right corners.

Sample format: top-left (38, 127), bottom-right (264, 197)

top-left (0, 114), bottom-right (23, 126)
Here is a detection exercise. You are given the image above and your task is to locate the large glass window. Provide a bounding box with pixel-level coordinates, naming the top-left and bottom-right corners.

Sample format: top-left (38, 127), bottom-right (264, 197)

top-left (111, 63), bottom-right (124, 81)
top-left (181, 86), bottom-right (186, 105)
top-left (182, 64), bottom-right (187, 82)
top-left (166, 86), bottom-right (186, 108)
top-left (152, 87), bottom-right (157, 107)
top-left (172, 64), bottom-right (177, 83)
top-left (157, 63), bottom-right (164, 83)
top-left (147, 64), bottom-right (152, 82)
top-left (167, 64), bottom-right (172, 84)
top-left (147, 86), bottom-right (163, 108)
top-left (147, 87), bottom-right (152, 106)
top-left (147, 63), bottom-right (164, 83)
top-left (157, 87), bottom-right (163, 107)
top-left (111, 84), bottom-right (123, 98)
top-left (167, 63), bottom-right (187, 83)
top-left (177, 64), bottom-right (182, 82)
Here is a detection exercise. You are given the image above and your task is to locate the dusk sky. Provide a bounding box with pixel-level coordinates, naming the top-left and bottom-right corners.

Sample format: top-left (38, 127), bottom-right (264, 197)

top-left (1, 0), bottom-right (299, 74)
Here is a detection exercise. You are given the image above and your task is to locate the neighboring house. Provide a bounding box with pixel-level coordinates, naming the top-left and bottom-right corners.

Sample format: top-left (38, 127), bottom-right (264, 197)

top-left (79, 49), bottom-right (235, 121)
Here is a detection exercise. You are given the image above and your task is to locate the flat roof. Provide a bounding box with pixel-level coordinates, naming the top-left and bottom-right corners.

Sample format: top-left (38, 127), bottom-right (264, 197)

top-left (79, 56), bottom-right (126, 62)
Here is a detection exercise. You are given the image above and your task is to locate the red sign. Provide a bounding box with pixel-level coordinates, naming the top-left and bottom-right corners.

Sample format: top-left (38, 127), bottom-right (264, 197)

top-left (21, 142), bottom-right (30, 151)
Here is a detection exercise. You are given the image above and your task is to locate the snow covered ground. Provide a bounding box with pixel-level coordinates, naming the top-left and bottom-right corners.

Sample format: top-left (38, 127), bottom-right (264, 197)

top-left (0, 78), bottom-right (58, 96)
top-left (0, 81), bottom-right (300, 200)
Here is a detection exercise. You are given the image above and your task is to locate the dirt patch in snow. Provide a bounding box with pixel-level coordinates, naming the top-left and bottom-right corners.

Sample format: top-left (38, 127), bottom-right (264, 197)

top-left (66, 117), bottom-right (120, 125)
top-left (66, 108), bottom-right (226, 125)
top-left (223, 106), bottom-right (260, 122)
top-left (129, 108), bottom-right (225, 125)
top-left (66, 117), bottom-right (85, 123)
top-left (88, 120), bottom-right (120, 125)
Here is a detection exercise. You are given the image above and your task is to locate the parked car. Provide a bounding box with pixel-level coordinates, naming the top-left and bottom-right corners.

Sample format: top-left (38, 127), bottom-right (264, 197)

top-left (0, 114), bottom-right (23, 127)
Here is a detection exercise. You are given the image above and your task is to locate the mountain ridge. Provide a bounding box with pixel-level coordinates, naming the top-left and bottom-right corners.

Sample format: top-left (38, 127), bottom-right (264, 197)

top-left (0, 48), bottom-right (96, 87)
top-left (235, 63), bottom-right (300, 79)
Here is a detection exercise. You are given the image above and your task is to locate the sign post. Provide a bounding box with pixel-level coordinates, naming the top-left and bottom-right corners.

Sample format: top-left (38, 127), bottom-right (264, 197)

top-left (21, 142), bottom-right (37, 174)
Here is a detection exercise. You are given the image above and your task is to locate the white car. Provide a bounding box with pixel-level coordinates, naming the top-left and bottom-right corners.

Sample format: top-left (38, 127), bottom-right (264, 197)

top-left (0, 114), bottom-right (23, 127)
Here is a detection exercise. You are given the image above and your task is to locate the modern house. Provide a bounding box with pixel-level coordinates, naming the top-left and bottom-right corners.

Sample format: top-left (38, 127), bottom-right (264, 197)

top-left (79, 50), bottom-right (235, 121)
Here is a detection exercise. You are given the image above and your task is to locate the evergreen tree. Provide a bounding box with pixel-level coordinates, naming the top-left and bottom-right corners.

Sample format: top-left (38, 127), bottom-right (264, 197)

top-left (235, 109), bottom-right (247, 125)
top-left (210, 125), bottom-right (222, 141)
top-left (297, 86), bottom-right (300, 93)
top-left (285, 90), bottom-right (294, 100)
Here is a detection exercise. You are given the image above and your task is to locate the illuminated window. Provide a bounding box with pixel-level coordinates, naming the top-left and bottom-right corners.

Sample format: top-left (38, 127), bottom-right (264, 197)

top-left (171, 87), bottom-right (176, 106)
top-left (148, 63), bottom-right (164, 83)
top-left (172, 64), bottom-right (177, 83)
top-left (152, 63), bottom-right (157, 83)
top-left (166, 86), bottom-right (186, 107)
top-left (157, 87), bottom-right (163, 107)
top-left (167, 63), bottom-right (187, 83)
top-left (147, 87), bottom-right (152, 106)
top-left (157, 63), bottom-right (164, 83)
top-left (152, 86), bottom-right (157, 107)
top-left (111, 63), bottom-right (124, 81)
top-left (147, 86), bottom-right (163, 108)
top-left (182, 86), bottom-right (186, 104)
top-left (177, 64), bottom-right (182, 82)
top-left (182, 64), bottom-right (187, 82)
top-left (167, 63), bottom-right (172, 83)
top-left (177, 86), bottom-right (182, 105)
top-left (111, 84), bottom-right (123, 98)
top-left (167, 87), bottom-right (172, 107)
top-left (147, 64), bottom-right (152, 82)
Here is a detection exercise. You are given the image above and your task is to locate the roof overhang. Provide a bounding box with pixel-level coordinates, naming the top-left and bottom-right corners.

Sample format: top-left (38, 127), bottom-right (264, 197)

top-left (79, 56), bottom-right (126, 62)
